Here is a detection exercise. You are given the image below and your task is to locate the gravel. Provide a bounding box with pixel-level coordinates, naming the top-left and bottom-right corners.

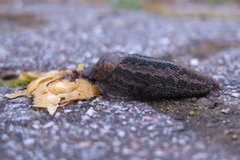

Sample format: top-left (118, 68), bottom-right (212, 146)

top-left (0, 3), bottom-right (240, 160)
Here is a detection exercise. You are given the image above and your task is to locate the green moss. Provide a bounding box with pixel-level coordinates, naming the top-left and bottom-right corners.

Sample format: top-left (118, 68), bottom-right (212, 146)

top-left (0, 78), bottom-right (35, 87)
top-left (189, 110), bottom-right (198, 117)
top-left (108, 0), bottom-right (142, 10)
top-left (205, 0), bottom-right (232, 5)
top-left (143, 3), bottom-right (240, 20)
top-left (0, 79), bottom-right (5, 86)
top-left (107, 0), bottom-right (240, 20)
top-left (188, 106), bottom-right (205, 117)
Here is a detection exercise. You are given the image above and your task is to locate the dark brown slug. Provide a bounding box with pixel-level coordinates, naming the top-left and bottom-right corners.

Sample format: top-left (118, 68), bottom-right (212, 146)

top-left (86, 52), bottom-right (220, 100)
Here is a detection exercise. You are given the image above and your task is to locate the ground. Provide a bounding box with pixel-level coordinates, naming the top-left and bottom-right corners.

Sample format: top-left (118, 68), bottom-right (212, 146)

top-left (0, 1), bottom-right (240, 160)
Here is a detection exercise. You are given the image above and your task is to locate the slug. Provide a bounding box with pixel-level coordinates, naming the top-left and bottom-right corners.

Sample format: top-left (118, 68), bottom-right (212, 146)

top-left (86, 52), bottom-right (220, 100)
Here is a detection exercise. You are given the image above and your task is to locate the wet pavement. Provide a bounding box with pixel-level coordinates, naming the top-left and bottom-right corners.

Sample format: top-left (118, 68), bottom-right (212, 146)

top-left (0, 2), bottom-right (240, 160)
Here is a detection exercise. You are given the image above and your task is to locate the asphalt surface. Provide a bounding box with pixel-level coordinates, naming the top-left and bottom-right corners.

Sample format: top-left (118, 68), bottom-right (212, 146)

top-left (0, 3), bottom-right (240, 160)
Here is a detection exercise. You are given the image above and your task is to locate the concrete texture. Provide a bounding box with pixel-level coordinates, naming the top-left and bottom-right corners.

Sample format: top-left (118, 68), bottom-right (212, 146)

top-left (0, 2), bottom-right (240, 160)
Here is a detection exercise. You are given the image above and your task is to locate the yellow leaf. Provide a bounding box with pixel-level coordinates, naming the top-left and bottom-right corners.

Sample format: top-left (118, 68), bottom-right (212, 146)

top-left (48, 80), bottom-right (78, 94)
top-left (5, 69), bottom-right (100, 115)
top-left (5, 90), bottom-right (27, 99)
top-left (59, 79), bottom-right (100, 103)
top-left (76, 64), bottom-right (85, 72)
top-left (27, 70), bottom-right (66, 95)
top-left (47, 106), bottom-right (58, 116)
top-left (33, 92), bottom-right (61, 108)
top-left (19, 71), bottom-right (42, 80)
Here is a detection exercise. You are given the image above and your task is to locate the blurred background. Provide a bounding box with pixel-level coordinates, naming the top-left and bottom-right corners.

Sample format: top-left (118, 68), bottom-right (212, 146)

top-left (1, 0), bottom-right (240, 21)
top-left (0, 1), bottom-right (240, 160)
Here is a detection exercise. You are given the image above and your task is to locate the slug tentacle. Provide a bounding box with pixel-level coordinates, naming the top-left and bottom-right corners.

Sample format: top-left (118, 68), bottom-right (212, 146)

top-left (88, 52), bottom-right (220, 100)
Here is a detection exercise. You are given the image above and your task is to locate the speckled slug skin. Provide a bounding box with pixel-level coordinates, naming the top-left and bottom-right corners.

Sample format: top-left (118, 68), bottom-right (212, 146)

top-left (88, 53), bottom-right (220, 100)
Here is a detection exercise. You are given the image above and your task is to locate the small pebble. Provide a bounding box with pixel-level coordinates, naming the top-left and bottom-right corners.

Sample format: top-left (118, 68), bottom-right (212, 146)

top-left (231, 92), bottom-right (240, 98)
top-left (232, 134), bottom-right (238, 140)
top-left (42, 121), bottom-right (54, 129)
top-left (85, 107), bottom-right (97, 117)
top-left (196, 98), bottom-right (215, 109)
top-left (78, 141), bottom-right (92, 148)
top-left (23, 138), bottom-right (35, 146)
top-left (190, 58), bottom-right (200, 66)
top-left (221, 108), bottom-right (230, 114)
top-left (116, 129), bottom-right (126, 138)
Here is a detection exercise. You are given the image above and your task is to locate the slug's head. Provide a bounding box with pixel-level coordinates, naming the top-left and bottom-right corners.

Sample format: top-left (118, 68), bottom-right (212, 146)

top-left (88, 52), bottom-right (125, 82)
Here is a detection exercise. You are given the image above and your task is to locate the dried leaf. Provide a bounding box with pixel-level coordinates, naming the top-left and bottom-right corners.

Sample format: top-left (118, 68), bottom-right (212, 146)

top-left (19, 71), bottom-right (41, 81)
top-left (5, 90), bottom-right (27, 99)
top-left (26, 70), bottom-right (66, 94)
top-left (0, 71), bottom-right (40, 88)
top-left (48, 80), bottom-right (78, 94)
top-left (77, 64), bottom-right (85, 72)
top-left (5, 69), bottom-right (100, 115)
top-left (59, 79), bottom-right (100, 103)
top-left (33, 92), bottom-right (61, 108)
top-left (47, 106), bottom-right (58, 116)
